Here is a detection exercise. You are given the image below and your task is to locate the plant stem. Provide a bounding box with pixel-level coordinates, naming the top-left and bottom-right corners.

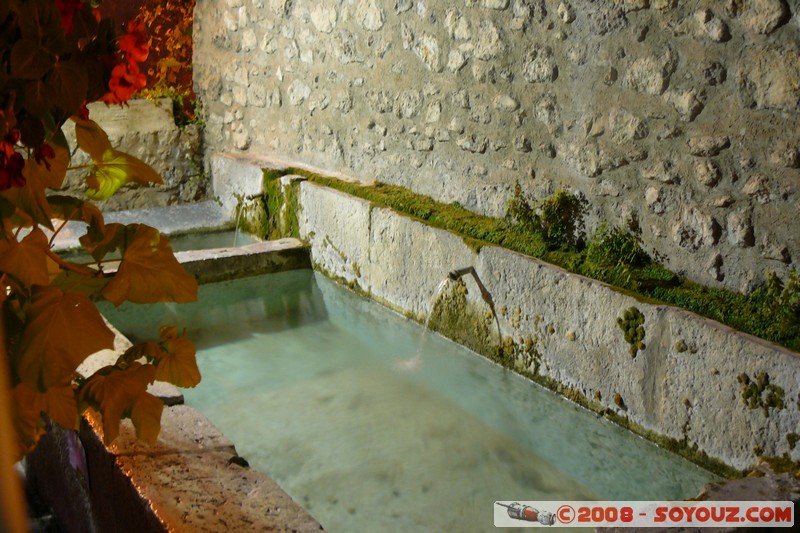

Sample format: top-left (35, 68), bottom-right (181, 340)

top-left (45, 249), bottom-right (102, 277)
top-left (48, 207), bottom-right (80, 248)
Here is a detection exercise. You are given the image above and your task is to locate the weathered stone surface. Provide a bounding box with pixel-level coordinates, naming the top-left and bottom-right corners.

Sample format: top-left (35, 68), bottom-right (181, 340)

top-left (475, 20), bottom-right (506, 60)
top-left (177, 239), bottom-right (311, 283)
top-left (671, 205), bottom-right (721, 250)
top-left (687, 135), bottom-right (730, 157)
top-left (356, 0), bottom-right (385, 31)
top-left (625, 48), bottom-right (677, 95)
top-left (738, 44), bottom-right (800, 112)
top-left (522, 44), bottom-right (557, 83)
top-left (741, 0), bottom-right (791, 35)
top-left (194, 0), bottom-right (800, 292)
top-left (694, 158), bottom-right (721, 187)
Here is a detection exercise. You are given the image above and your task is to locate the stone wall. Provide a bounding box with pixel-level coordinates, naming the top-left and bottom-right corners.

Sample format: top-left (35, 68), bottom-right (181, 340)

top-left (194, 0), bottom-right (799, 293)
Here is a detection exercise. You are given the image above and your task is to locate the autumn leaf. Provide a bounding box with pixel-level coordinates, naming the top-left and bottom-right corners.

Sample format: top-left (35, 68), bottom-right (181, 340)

top-left (130, 392), bottom-right (163, 445)
top-left (10, 39), bottom-right (55, 80)
top-left (79, 221), bottom-right (123, 262)
top-left (27, 142), bottom-right (70, 189)
top-left (0, 227), bottom-right (50, 287)
top-left (41, 383), bottom-right (78, 430)
top-left (48, 195), bottom-right (104, 226)
top-left (50, 270), bottom-right (108, 296)
top-left (79, 362), bottom-right (157, 444)
top-left (73, 117), bottom-right (111, 162)
top-left (117, 340), bottom-right (161, 367)
top-left (154, 327), bottom-right (200, 388)
top-left (102, 224), bottom-right (197, 306)
top-left (48, 59), bottom-right (89, 115)
top-left (1, 158), bottom-right (54, 229)
top-left (11, 383), bottom-right (46, 459)
top-left (16, 286), bottom-right (115, 389)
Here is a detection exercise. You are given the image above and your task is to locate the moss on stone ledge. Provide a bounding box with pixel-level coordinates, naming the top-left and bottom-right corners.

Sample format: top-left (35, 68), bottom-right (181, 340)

top-left (266, 166), bottom-right (799, 353)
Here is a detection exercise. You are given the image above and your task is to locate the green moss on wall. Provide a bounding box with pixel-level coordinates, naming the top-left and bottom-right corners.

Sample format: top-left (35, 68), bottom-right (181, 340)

top-left (737, 372), bottom-right (786, 417)
top-left (616, 307), bottom-right (646, 358)
top-left (427, 280), bottom-right (501, 358)
top-left (261, 165), bottom-right (799, 353)
top-left (260, 170), bottom-right (302, 240)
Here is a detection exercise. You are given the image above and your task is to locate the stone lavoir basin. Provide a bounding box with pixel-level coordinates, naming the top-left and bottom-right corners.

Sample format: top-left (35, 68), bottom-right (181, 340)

top-left (100, 269), bottom-right (717, 532)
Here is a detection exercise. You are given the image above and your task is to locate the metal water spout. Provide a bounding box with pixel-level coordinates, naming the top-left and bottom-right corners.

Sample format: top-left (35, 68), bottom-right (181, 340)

top-left (448, 266), bottom-right (503, 349)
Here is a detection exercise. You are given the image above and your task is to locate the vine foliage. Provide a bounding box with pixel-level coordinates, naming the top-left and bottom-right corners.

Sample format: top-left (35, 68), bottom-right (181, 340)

top-left (0, 0), bottom-right (201, 461)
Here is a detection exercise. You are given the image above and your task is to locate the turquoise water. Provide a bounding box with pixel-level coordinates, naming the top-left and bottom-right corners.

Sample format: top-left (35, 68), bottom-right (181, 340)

top-left (100, 270), bottom-right (718, 532)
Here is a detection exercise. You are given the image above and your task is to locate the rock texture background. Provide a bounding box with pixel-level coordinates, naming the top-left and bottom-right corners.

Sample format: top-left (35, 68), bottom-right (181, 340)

top-left (194, 0), bottom-right (800, 293)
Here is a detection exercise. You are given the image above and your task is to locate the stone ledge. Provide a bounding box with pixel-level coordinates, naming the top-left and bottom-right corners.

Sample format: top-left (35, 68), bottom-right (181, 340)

top-left (79, 408), bottom-right (322, 533)
top-left (176, 238), bottom-right (311, 283)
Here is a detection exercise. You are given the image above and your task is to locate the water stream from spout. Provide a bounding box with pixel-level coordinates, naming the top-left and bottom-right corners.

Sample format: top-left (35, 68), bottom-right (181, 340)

top-left (393, 276), bottom-right (450, 371)
top-left (232, 203), bottom-right (244, 247)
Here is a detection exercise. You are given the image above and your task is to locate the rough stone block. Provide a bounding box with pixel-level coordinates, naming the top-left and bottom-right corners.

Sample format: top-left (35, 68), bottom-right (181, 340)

top-left (210, 153), bottom-right (272, 215)
top-left (298, 182), bottom-right (371, 287)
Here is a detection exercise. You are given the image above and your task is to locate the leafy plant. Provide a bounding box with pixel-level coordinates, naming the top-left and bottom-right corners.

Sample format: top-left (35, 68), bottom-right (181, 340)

top-left (580, 224), bottom-right (670, 289)
top-left (0, 0), bottom-right (201, 463)
top-left (766, 269), bottom-right (800, 327)
top-left (506, 183), bottom-right (586, 250)
top-left (134, 0), bottom-right (196, 124)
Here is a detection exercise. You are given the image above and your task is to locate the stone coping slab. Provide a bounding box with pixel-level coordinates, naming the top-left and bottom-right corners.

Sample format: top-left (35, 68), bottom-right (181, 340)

top-left (176, 238), bottom-right (311, 283)
top-left (77, 406), bottom-right (322, 533)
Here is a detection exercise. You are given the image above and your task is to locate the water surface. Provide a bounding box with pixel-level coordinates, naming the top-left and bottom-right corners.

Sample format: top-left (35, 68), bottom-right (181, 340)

top-left (101, 270), bottom-right (718, 532)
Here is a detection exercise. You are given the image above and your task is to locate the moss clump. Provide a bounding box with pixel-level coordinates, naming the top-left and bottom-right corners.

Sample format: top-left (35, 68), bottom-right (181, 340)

top-left (235, 195), bottom-right (270, 238)
top-left (507, 183), bottom-right (586, 250)
top-left (581, 224), bottom-right (678, 291)
top-left (617, 307), bottom-right (646, 358)
top-left (754, 454), bottom-right (800, 480)
top-left (737, 372), bottom-right (786, 417)
top-left (261, 170), bottom-right (302, 240)
top-left (786, 433), bottom-right (799, 450)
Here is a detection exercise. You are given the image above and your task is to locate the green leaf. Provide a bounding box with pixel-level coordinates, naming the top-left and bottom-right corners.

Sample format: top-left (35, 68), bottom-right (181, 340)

top-left (11, 39), bottom-right (55, 79)
top-left (102, 225), bottom-right (197, 306)
top-left (16, 286), bottom-right (115, 389)
top-left (85, 149), bottom-right (163, 200)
